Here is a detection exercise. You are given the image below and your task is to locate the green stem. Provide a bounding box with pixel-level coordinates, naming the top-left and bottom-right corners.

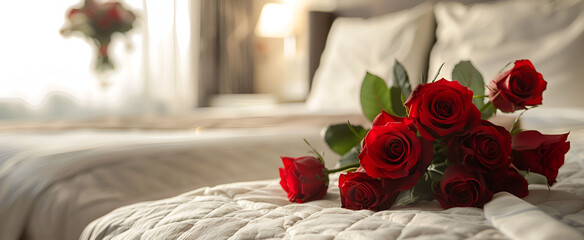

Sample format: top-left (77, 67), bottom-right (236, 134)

top-left (510, 108), bottom-right (529, 136)
top-left (480, 101), bottom-right (493, 112)
top-left (498, 61), bottom-right (513, 73)
top-left (431, 63), bottom-right (445, 83)
top-left (428, 168), bottom-right (444, 176)
top-left (430, 160), bottom-right (449, 168)
top-left (326, 162), bottom-right (361, 174)
top-left (343, 167), bottom-right (360, 173)
top-left (473, 95), bottom-right (488, 99)
top-left (303, 138), bottom-right (325, 164)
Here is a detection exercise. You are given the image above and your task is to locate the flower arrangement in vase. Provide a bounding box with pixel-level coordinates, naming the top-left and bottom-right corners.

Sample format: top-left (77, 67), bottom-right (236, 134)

top-left (61, 0), bottom-right (136, 77)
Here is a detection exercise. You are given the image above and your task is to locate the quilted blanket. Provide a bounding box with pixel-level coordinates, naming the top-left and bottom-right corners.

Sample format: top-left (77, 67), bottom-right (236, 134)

top-left (81, 128), bottom-right (584, 240)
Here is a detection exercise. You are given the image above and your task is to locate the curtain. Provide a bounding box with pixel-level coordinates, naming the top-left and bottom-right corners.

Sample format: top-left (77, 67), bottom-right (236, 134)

top-left (0, 0), bottom-right (199, 120)
top-left (217, 0), bottom-right (255, 95)
top-left (199, 0), bottom-right (255, 106)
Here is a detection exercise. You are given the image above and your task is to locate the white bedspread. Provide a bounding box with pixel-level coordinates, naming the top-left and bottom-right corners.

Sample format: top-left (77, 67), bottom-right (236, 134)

top-left (0, 128), bottom-right (335, 240)
top-left (81, 128), bottom-right (584, 240)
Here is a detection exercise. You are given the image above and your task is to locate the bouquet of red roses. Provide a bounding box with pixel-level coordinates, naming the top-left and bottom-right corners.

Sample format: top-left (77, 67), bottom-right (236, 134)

top-left (279, 59), bottom-right (570, 210)
top-left (61, 0), bottom-right (136, 72)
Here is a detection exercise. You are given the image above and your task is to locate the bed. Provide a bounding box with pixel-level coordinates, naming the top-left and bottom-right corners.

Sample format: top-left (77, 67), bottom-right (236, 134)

top-left (80, 126), bottom-right (584, 239)
top-left (0, 107), bottom-right (367, 240)
top-left (79, 0), bottom-right (584, 239)
top-left (3, 0), bottom-right (584, 239)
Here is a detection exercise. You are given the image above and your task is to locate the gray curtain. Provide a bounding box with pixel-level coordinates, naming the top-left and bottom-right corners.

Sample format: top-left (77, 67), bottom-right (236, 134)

top-left (199, 0), bottom-right (255, 106)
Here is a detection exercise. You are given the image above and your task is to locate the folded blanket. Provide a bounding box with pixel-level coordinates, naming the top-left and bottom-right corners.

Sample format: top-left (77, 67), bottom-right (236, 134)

top-left (485, 192), bottom-right (584, 240)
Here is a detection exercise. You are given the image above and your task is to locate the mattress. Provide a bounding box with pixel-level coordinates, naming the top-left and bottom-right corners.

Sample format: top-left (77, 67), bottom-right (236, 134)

top-left (80, 122), bottom-right (584, 240)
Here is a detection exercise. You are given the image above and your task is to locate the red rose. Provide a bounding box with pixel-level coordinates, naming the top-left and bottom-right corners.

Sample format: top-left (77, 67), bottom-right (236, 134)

top-left (371, 110), bottom-right (415, 130)
top-left (279, 156), bottom-right (328, 203)
top-left (488, 59), bottom-right (547, 113)
top-left (339, 171), bottom-right (399, 211)
top-left (405, 79), bottom-right (481, 141)
top-left (436, 164), bottom-right (493, 209)
top-left (448, 120), bottom-right (511, 172)
top-left (511, 131), bottom-right (570, 185)
top-left (359, 112), bottom-right (433, 186)
top-left (106, 3), bottom-right (123, 21)
top-left (485, 166), bottom-right (528, 198)
top-left (95, 8), bottom-right (115, 31)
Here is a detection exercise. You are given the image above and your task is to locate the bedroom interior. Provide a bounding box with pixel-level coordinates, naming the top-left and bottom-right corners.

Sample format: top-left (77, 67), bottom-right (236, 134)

top-left (1, 0), bottom-right (584, 239)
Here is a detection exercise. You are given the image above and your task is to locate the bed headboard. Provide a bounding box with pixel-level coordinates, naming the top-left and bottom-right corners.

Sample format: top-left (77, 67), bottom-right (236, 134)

top-left (307, 0), bottom-right (495, 87)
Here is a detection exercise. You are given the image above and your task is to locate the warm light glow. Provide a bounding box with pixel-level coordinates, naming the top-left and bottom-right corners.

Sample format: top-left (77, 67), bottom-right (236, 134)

top-left (255, 3), bottom-right (293, 38)
top-left (284, 36), bottom-right (296, 58)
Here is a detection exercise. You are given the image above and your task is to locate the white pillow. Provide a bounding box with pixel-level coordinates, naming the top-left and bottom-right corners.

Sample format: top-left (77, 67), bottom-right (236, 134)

top-left (429, 0), bottom-right (584, 108)
top-left (306, 2), bottom-right (435, 113)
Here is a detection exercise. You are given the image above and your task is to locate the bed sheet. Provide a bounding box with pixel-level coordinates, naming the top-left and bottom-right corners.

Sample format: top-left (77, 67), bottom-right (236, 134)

top-left (0, 127), bottom-right (338, 240)
top-left (80, 117), bottom-right (584, 240)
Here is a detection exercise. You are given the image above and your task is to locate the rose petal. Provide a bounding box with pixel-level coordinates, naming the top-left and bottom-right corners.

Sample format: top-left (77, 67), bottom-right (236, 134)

top-left (512, 130), bottom-right (544, 150)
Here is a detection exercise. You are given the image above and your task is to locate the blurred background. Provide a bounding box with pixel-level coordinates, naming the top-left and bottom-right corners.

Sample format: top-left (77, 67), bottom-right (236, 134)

top-left (0, 0), bottom-right (333, 121)
top-left (2, 0), bottom-right (580, 124)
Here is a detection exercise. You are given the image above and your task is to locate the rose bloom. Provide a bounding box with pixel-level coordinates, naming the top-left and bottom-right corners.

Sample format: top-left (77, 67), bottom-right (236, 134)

top-left (484, 166), bottom-right (528, 198)
top-left (67, 1), bottom-right (136, 38)
top-left (339, 171), bottom-right (399, 211)
top-left (511, 130), bottom-right (570, 185)
top-left (279, 156), bottom-right (328, 203)
top-left (405, 79), bottom-right (481, 141)
top-left (92, 2), bottom-right (135, 33)
top-left (448, 120), bottom-right (511, 172)
top-left (436, 164), bottom-right (493, 209)
top-left (359, 112), bottom-right (433, 189)
top-left (488, 59), bottom-right (547, 113)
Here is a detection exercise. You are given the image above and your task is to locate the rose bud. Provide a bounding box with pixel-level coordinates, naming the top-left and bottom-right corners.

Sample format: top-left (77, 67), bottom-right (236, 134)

top-left (511, 130), bottom-right (570, 185)
top-left (488, 59), bottom-right (547, 113)
top-left (484, 166), bottom-right (528, 198)
top-left (339, 172), bottom-right (399, 211)
top-left (98, 44), bottom-right (109, 57)
top-left (436, 164), bottom-right (493, 209)
top-left (448, 120), bottom-right (512, 172)
top-left (279, 156), bottom-right (328, 203)
top-left (359, 112), bottom-right (433, 190)
top-left (405, 79), bottom-right (481, 141)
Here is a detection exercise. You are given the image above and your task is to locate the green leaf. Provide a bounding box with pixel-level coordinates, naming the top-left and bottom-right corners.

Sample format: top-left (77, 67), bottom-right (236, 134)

top-left (361, 72), bottom-right (391, 122)
top-left (394, 189), bottom-right (417, 206)
top-left (519, 170), bottom-right (549, 185)
top-left (392, 60), bottom-right (412, 99)
top-left (395, 172), bottom-right (438, 206)
top-left (389, 86), bottom-right (407, 117)
top-left (452, 61), bottom-right (486, 112)
top-left (432, 140), bottom-right (449, 165)
top-left (480, 101), bottom-right (496, 120)
top-left (339, 145), bottom-right (361, 168)
top-left (413, 171), bottom-right (441, 201)
top-left (324, 123), bottom-right (367, 156)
